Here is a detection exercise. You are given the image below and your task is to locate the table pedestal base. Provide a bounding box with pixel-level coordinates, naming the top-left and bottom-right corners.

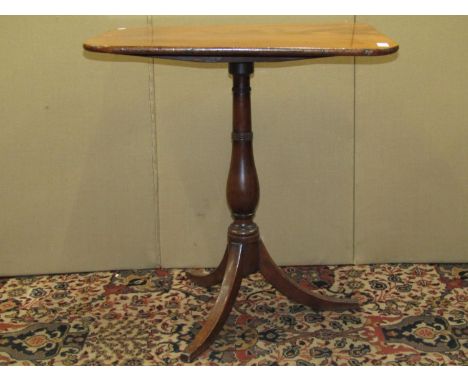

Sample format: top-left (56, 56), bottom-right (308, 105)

top-left (181, 226), bottom-right (359, 362)
top-left (180, 62), bottom-right (359, 362)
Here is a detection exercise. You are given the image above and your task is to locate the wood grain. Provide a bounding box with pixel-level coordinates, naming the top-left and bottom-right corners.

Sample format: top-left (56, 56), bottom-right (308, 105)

top-left (181, 242), bottom-right (244, 362)
top-left (82, 23), bottom-right (396, 361)
top-left (180, 63), bottom-right (360, 361)
top-left (258, 240), bottom-right (359, 312)
top-left (83, 23), bottom-right (398, 61)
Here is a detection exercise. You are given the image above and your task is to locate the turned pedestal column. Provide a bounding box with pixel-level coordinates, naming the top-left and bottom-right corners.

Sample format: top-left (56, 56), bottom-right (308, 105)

top-left (182, 62), bottom-right (359, 362)
top-left (83, 22), bottom-right (398, 363)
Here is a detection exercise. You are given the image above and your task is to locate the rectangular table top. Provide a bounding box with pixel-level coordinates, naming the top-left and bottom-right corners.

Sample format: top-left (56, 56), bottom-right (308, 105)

top-left (83, 23), bottom-right (398, 61)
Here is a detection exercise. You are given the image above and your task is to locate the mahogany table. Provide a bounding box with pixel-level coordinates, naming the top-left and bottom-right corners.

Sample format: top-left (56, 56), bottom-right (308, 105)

top-left (84, 23), bottom-right (398, 362)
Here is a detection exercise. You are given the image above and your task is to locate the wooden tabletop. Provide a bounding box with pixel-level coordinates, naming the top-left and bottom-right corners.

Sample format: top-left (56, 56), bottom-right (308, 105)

top-left (83, 23), bottom-right (398, 62)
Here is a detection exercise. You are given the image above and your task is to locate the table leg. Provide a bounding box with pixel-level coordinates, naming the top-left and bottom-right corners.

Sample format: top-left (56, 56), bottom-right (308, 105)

top-left (182, 62), bottom-right (359, 362)
top-left (181, 242), bottom-right (244, 363)
top-left (258, 240), bottom-right (359, 312)
top-left (186, 245), bottom-right (228, 288)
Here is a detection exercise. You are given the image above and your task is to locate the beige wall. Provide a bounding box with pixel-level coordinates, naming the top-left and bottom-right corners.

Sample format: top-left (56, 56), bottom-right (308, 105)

top-left (0, 16), bottom-right (466, 276)
top-left (355, 16), bottom-right (468, 263)
top-left (0, 16), bottom-right (159, 276)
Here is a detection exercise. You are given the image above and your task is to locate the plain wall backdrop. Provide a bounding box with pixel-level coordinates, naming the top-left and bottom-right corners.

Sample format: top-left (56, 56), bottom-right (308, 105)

top-left (0, 16), bottom-right (467, 276)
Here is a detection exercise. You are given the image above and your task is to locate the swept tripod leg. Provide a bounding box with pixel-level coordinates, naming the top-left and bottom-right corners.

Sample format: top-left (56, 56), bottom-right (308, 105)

top-left (258, 240), bottom-right (359, 312)
top-left (186, 246), bottom-right (229, 288)
top-left (181, 242), bottom-right (244, 362)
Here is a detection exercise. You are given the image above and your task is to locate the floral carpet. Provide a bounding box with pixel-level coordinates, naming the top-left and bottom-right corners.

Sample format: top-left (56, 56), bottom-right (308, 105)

top-left (0, 263), bottom-right (466, 366)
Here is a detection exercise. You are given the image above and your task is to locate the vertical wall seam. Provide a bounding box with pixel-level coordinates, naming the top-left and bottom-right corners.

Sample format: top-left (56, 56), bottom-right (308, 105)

top-left (352, 15), bottom-right (357, 265)
top-left (147, 15), bottom-right (162, 268)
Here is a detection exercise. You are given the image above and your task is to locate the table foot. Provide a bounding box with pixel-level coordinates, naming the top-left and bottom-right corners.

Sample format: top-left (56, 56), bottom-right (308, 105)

top-left (186, 246), bottom-right (228, 288)
top-left (258, 240), bottom-right (360, 312)
top-left (181, 242), bottom-right (244, 363)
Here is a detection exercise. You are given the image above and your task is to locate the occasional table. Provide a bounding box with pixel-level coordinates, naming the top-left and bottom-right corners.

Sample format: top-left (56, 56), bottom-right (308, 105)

top-left (84, 23), bottom-right (398, 362)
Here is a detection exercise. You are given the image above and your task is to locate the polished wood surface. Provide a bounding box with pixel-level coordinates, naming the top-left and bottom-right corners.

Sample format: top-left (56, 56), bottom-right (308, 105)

top-left (84, 23), bottom-right (396, 361)
top-left (182, 62), bottom-right (359, 362)
top-left (186, 246), bottom-right (228, 287)
top-left (181, 242), bottom-right (244, 362)
top-left (258, 240), bottom-right (359, 312)
top-left (83, 23), bottom-right (398, 61)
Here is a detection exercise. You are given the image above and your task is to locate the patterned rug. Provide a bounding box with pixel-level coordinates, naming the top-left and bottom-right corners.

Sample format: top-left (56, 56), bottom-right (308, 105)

top-left (0, 263), bottom-right (466, 365)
